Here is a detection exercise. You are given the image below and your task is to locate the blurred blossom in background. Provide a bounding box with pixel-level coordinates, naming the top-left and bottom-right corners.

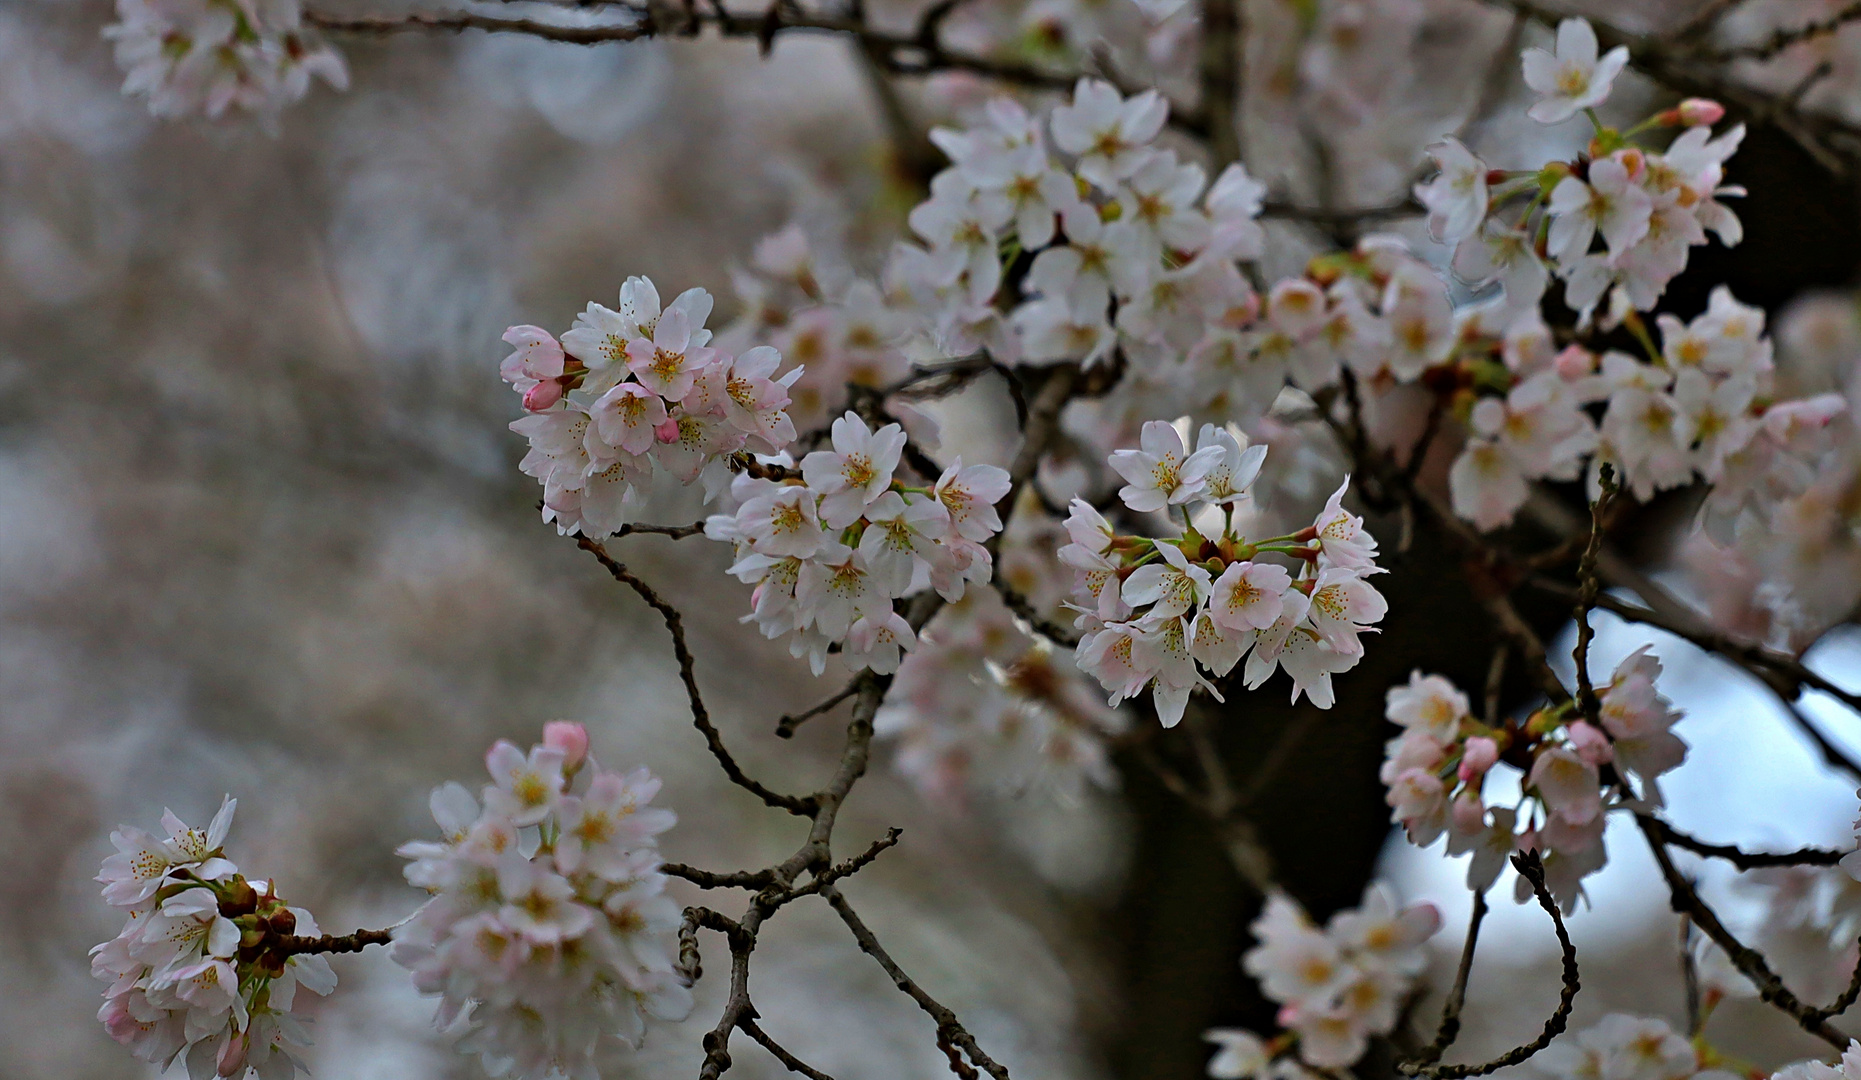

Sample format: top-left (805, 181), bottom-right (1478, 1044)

top-left (8, 0), bottom-right (1861, 1078)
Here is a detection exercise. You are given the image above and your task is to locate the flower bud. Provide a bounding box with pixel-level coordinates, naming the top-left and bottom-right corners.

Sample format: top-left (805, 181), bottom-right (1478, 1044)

top-left (1554, 344), bottom-right (1596, 380)
top-left (1662, 98), bottom-right (1725, 127)
top-left (217, 1033), bottom-right (249, 1077)
top-left (655, 418), bottom-right (682, 443)
top-left (1458, 736), bottom-right (1500, 782)
top-left (522, 378), bottom-right (565, 413)
top-left (543, 721), bottom-right (590, 772)
top-left (1613, 147), bottom-right (1646, 182)
top-left (221, 879), bottom-right (259, 917)
top-left (1567, 720), bottom-right (1614, 765)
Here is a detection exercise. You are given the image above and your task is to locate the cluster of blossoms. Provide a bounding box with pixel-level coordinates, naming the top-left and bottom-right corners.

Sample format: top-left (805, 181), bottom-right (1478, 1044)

top-left (391, 723), bottom-right (691, 1079)
top-left (875, 590), bottom-right (1126, 802)
top-left (1381, 648), bottom-right (1685, 909)
top-left (503, 278), bottom-right (803, 536)
top-left (1066, 421), bottom-right (1386, 724)
top-left (1416, 18), bottom-right (1742, 321)
top-left (1202, 886), bottom-right (1440, 1076)
top-left (703, 412), bottom-right (1010, 675)
top-left (105, 0), bottom-right (345, 119)
top-left (1536, 1014), bottom-right (1742, 1080)
top-left (1777, 1045), bottom-right (1861, 1080)
top-left (92, 798), bottom-right (336, 1080)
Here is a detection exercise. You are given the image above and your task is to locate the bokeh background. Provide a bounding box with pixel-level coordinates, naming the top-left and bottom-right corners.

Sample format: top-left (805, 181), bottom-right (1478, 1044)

top-left (5, 0), bottom-right (1861, 1077)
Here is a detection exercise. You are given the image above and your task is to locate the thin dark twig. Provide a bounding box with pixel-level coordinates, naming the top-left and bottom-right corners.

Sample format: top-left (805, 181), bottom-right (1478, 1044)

top-left (777, 678), bottom-right (863, 738)
top-left (1400, 852), bottom-right (1578, 1078)
top-left (1681, 915), bottom-right (1703, 1037)
top-left (991, 580), bottom-right (1082, 647)
top-left (1637, 814), bottom-right (1852, 1049)
top-left (1408, 891), bottom-right (1489, 1068)
top-left (1696, 1), bottom-right (1861, 62)
top-left (1640, 816), bottom-right (1846, 869)
top-left (576, 537), bottom-right (815, 816)
top-left (615, 520), bottom-right (709, 540)
top-left (663, 863), bottom-right (782, 889)
top-left (275, 928), bottom-right (395, 956)
top-left (1813, 946), bottom-right (1861, 1022)
top-left (820, 883), bottom-right (1012, 1080)
top-left (740, 1018), bottom-right (838, 1080)
top-left (1571, 467), bottom-right (1615, 723)
top-left (788, 827), bottom-right (904, 899)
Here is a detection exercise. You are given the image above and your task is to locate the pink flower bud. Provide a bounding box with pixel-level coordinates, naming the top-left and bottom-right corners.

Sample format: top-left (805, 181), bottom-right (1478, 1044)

top-left (543, 721), bottom-right (589, 771)
top-left (1458, 736), bottom-right (1499, 782)
top-left (1554, 344), bottom-right (1596, 380)
top-left (1566, 720), bottom-right (1614, 765)
top-left (1677, 98), bottom-right (1725, 127)
top-left (217, 1034), bottom-right (249, 1077)
top-left (522, 378), bottom-right (565, 412)
top-left (655, 418), bottom-right (682, 443)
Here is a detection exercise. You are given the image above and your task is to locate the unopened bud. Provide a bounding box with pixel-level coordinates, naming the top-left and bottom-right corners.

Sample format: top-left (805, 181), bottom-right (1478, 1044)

top-left (655, 418), bottom-right (682, 443)
top-left (1664, 98), bottom-right (1725, 127)
top-left (543, 721), bottom-right (590, 771)
top-left (1554, 344), bottom-right (1596, 380)
top-left (1458, 736), bottom-right (1500, 782)
top-left (216, 1033), bottom-right (249, 1077)
top-left (522, 378), bottom-right (565, 412)
top-left (1567, 720), bottom-right (1614, 765)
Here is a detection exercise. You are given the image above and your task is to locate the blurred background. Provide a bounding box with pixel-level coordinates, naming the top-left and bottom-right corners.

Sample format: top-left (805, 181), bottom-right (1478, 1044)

top-left (5, 0), bottom-right (1861, 1077)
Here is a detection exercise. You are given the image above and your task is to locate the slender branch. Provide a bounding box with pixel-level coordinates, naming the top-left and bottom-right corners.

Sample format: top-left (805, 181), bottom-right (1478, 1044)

top-left (1399, 852), bottom-right (1578, 1078)
top-left (1408, 891), bottom-right (1489, 1068)
top-left (1637, 814), bottom-right (1852, 1050)
top-left (740, 1018), bottom-right (837, 1080)
top-left (305, 5), bottom-right (1205, 134)
top-left (275, 928), bottom-right (395, 956)
top-left (1695, 2), bottom-right (1861, 62)
top-left (776, 678), bottom-right (863, 738)
top-left (663, 863), bottom-right (782, 889)
top-left (615, 520), bottom-right (709, 540)
top-left (820, 883), bottom-right (1012, 1080)
top-left (1259, 196), bottom-right (1423, 227)
top-left (1814, 947), bottom-right (1861, 1023)
top-left (990, 579), bottom-right (1082, 647)
top-left (787, 826), bottom-right (904, 899)
top-left (1681, 914), bottom-right (1703, 1036)
top-left (1640, 816), bottom-right (1846, 869)
top-left (576, 536), bottom-right (815, 815)
top-left (1571, 468), bottom-right (1615, 722)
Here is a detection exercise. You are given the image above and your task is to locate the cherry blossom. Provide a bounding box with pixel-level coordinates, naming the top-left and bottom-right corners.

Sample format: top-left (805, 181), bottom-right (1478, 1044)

top-left (1521, 17), bottom-right (1630, 124)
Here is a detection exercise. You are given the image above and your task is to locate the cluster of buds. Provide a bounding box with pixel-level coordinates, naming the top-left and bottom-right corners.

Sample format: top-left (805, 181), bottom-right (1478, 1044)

top-left (1066, 421), bottom-right (1387, 724)
top-left (1205, 886), bottom-right (1440, 1074)
top-left (391, 723), bottom-right (691, 1080)
top-left (92, 798), bottom-right (336, 1079)
top-left (705, 412), bottom-right (1011, 675)
top-left (1381, 647), bottom-right (1685, 909)
top-left (504, 277), bottom-right (803, 536)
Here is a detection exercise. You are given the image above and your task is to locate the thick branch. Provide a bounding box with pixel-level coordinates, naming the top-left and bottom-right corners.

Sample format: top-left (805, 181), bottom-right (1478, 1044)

top-left (1696, 2), bottom-right (1861, 62)
top-left (275, 927), bottom-right (395, 956)
top-left (1198, 0), bottom-right (1241, 169)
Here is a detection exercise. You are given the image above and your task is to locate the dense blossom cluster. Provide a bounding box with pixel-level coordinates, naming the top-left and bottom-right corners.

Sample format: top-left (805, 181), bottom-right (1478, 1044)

top-left (875, 590), bottom-right (1126, 802)
top-left (92, 798), bottom-right (336, 1080)
top-left (1202, 886), bottom-right (1439, 1075)
top-left (1536, 1014), bottom-right (1740, 1080)
top-left (105, 0), bottom-right (345, 119)
top-left (703, 412), bottom-right (1009, 674)
top-left (1065, 421), bottom-right (1385, 723)
top-left (504, 278), bottom-right (803, 536)
top-left (391, 723), bottom-right (691, 1080)
top-left (1381, 649), bottom-right (1685, 909)
top-left (1776, 1045), bottom-right (1861, 1080)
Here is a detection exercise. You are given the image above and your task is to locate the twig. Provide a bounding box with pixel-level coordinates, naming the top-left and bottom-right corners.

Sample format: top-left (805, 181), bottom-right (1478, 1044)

top-left (990, 580), bottom-right (1082, 647)
top-left (1813, 948), bottom-right (1861, 1023)
top-left (1695, 1), bottom-right (1861, 62)
top-left (1638, 814), bottom-right (1852, 1050)
top-left (1408, 891), bottom-right (1489, 1068)
top-left (820, 883), bottom-right (1012, 1080)
top-left (1681, 914), bottom-right (1703, 1037)
top-left (1571, 467), bottom-right (1615, 722)
top-left (740, 1018), bottom-right (838, 1080)
top-left (777, 678), bottom-right (863, 738)
top-left (576, 536), bottom-right (815, 816)
top-left (663, 863), bottom-right (783, 889)
top-left (1640, 817), bottom-right (1846, 870)
top-left (615, 520), bottom-right (709, 540)
top-left (788, 827), bottom-right (904, 899)
top-left (1399, 852), bottom-right (1578, 1078)
top-left (275, 927), bottom-right (395, 956)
